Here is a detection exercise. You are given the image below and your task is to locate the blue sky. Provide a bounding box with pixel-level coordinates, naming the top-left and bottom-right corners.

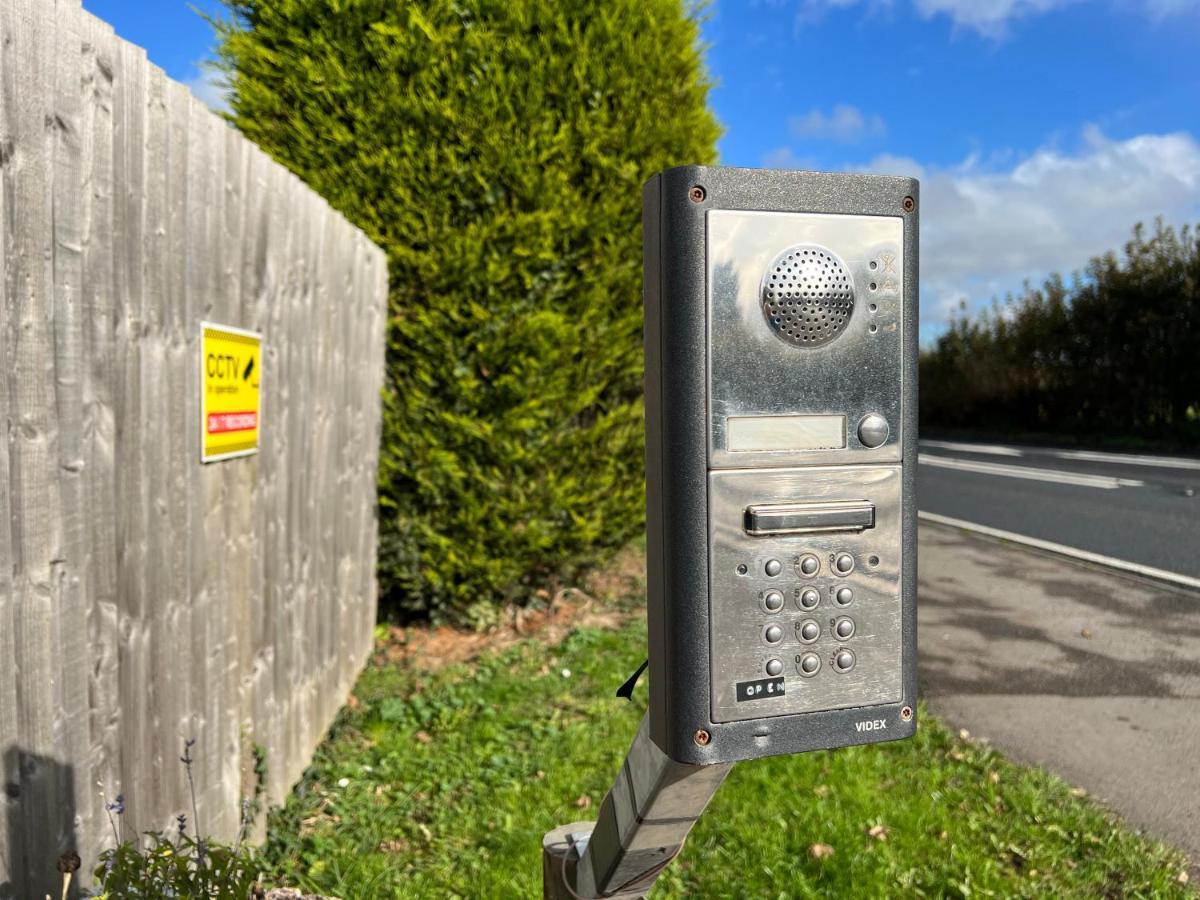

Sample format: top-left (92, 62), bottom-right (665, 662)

top-left (83, 0), bottom-right (1200, 342)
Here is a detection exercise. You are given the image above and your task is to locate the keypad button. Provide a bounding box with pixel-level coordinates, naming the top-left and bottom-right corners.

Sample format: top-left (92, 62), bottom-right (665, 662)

top-left (834, 649), bottom-right (856, 673)
top-left (834, 617), bottom-right (855, 640)
top-left (797, 653), bottom-right (821, 677)
top-left (765, 558), bottom-right (783, 577)
top-left (766, 658), bottom-right (783, 677)
top-left (798, 554), bottom-right (820, 576)
top-left (834, 553), bottom-right (855, 575)
top-left (798, 587), bottom-right (820, 610)
top-left (763, 624), bottom-right (783, 644)
top-left (763, 590), bottom-right (784, 612)
top-left (798, 620), bottom-right (820, 643)
top-left (835, 586), bottom-right (853, 606)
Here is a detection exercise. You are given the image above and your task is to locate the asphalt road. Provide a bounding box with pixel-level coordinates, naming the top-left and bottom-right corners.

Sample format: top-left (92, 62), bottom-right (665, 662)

top-left (918, 523), bottom-right (1200, 876)
top-left (918, 439), bottom-right (1200, 579)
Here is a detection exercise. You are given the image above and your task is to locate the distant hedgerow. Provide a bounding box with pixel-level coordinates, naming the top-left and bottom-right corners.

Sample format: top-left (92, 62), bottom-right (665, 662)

top-left (920, 220), bottom-right (1200, 445)
top-left (215, 0), bottom-right (719, 621)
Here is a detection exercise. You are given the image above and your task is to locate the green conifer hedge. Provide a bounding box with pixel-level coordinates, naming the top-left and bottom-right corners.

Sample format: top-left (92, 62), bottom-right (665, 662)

top-left (217, 0), bottom-right (720, 621)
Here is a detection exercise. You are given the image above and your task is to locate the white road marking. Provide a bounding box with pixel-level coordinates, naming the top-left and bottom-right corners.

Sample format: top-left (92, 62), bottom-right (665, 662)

top-left (919, 440), bottom-right (1024, 457)
top-left (919, 453), bottom-right (1145, 489)
top-left (919, 439), bottom-right (1200, 471)
top-left (1055, 449), bottom-right (1200, 471)
top-left (918, 511), bottom-right (1200, 593)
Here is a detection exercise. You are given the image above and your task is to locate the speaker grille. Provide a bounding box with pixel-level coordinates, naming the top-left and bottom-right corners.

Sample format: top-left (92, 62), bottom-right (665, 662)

top-left (761, 244), bottom-right (855, 348)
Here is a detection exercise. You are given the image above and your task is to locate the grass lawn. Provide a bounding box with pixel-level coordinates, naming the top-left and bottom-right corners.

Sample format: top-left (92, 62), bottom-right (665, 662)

top-left (259, 608), bottom-right (1193, 899)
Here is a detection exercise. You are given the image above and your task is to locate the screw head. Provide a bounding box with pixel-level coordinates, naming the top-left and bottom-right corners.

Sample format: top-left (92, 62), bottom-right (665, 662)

top-left (902, 195), bottom-right (915, 212)
top-left (901, 706), bottom-right (913, 721)
top-left (689, 185), bottom-right (706, 203)
top-left (694, 729), bottom-right (711, 746)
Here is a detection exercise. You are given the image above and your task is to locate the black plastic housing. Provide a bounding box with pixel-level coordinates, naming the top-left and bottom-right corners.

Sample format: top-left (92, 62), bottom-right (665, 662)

top-left (642, 165), bottom-right (920, 765)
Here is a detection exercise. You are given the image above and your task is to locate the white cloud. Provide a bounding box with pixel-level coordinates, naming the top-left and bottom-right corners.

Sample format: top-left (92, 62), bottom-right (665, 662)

top-left (1138, 0), bottom-right (1200, 16)
top-left (183, 63), bottom-right (231, 114)
top-left (857, 128), bottom-right (1200, 338)
top-left (911, 0), bottom-right (1076, 36)
top-left (798, 0), bottom-right (1197, 36)
top-left (789, 104), bottom-right (886, 143)
top-left (855, 152), bottom-right (925, 179)
top-left (761, 147), bottom-right (819, 169)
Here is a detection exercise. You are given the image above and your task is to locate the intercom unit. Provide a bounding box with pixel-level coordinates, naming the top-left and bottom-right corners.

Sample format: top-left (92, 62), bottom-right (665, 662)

top-left (643, 166), bottom-right (919, 765)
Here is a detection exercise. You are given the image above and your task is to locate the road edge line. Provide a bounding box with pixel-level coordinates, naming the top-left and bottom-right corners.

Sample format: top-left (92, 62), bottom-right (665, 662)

top-left (917, 511), bottom-right (1200, 593)
top-left (918, 453), bottom-right (1144, 488)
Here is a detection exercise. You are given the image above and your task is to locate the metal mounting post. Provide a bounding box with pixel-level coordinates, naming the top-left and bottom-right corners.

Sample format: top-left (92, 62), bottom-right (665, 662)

top-left (542, 715), bottom-right (733, 899)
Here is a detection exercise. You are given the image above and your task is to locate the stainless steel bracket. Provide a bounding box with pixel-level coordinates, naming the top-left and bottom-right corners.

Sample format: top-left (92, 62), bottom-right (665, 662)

top-left (542, 714), bottom-right (733, 899)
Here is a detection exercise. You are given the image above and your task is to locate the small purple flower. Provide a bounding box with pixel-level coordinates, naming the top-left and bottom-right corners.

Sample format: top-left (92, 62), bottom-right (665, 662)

top-left (105, 794), bottom-right (125, 815)
top-left (177, 813), bottom-right (187, 836)
top-left (180, 738), bottom-right (196, 766)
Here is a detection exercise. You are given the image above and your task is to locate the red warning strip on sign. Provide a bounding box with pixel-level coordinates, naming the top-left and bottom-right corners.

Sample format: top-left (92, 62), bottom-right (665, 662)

top-left (206, 411), bottom-right (258, 434)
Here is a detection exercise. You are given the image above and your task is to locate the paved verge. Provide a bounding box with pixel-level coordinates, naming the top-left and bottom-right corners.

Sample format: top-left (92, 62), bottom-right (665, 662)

top-left (918, 522), bottom-right (1200, 869)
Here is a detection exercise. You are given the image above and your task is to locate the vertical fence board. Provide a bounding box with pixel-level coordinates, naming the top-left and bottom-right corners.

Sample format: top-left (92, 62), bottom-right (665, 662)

top-left (49, 0), bottom-right (92, 874)
top-left (183, 89), bottom-right (214, 845)
top-left (215, 121), bottom-right (246, 842)
top-left (0, 5), bottom-right (387, 890)
top-left (142, 60), bottom-right (175, 833)
top-left (8, 2), bottom-right (66, 895)
top-left (78, 12), bottom-right (121, 864)
top-left (163, 75), bottom-right (193, 834)
top-left (198, 101), bottom-right (226, 839)
top-left (109, 32), bottom-right (144, 846)
top-left (0, 0), bottom-right (19, 887)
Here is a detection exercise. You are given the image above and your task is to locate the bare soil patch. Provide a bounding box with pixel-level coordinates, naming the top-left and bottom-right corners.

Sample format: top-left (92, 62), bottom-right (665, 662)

top-left (372, 544), bottom-right (646, 673)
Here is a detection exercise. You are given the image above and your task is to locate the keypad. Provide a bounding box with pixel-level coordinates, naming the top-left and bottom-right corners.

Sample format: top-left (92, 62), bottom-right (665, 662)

top-left (750, 548), bottom-right (871, 688)
top-left (710, 465), bottom-right (904, 723)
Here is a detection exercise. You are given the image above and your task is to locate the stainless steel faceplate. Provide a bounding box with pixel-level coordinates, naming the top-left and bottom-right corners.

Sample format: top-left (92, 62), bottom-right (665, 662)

top-left (709, 465), bottom-right (903, 723)
top-left (707, 210), bottom-right (904, 469)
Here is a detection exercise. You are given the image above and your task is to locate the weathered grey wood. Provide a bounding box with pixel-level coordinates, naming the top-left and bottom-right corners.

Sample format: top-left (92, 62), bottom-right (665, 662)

top-left (0, 5), bottom-right (388, 892)
top-left (184, 85), bottom-right (216, 846)
top-left (111, 30), bottom-right (151, 853)
top-left (7, 2), bottom-right (68, 897)
top-left (78, 11), bottom-right (122, 876)
top-left (49, 0), bottom-right (92, 882)
top-left (142, 59), bottom-right (175, 836)
top-left (0, 2), bottom-right (20, 890)
top-left (163, 74), bottom-right (194, 839)
top-left (215, 116), bottom-right (245, 843)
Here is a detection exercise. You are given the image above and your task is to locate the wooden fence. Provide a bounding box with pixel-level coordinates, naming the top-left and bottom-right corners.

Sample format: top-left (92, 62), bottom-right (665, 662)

top-left (0, 1), bottom-right (389, 894)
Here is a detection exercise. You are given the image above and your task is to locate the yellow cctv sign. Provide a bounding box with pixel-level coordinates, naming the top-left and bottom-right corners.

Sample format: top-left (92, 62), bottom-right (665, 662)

top-left (201, 322), bottom-right (262, 462)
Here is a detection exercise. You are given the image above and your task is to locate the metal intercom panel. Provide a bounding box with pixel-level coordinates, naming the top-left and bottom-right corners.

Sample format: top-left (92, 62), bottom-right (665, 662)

top-left (643, 166), bottom-right (918, 765)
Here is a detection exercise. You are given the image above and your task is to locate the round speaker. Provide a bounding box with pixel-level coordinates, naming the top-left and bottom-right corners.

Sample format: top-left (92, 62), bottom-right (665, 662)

top-left (760, 244), bottom-right (855, 348)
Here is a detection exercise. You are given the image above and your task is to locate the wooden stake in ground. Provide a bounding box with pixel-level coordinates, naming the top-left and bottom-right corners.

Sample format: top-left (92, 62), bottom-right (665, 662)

top-left (57, 851), bottom-right (80, 900)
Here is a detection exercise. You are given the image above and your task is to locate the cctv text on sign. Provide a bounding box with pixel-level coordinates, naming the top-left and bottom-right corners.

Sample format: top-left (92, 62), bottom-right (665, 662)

top-left (201, 323), bottom-right (262, 462)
